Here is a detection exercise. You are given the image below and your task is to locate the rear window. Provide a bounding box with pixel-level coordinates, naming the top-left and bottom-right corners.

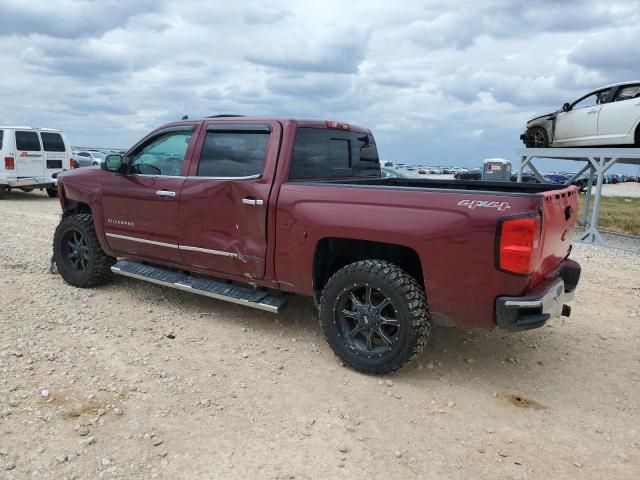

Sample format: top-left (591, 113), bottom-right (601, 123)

top-left (289, 128), bottom-right (380, 180)
top-left (615, 85), bottom-right (640, 102)
top-left (197, 131), bottom-right (269, 178)
top-left (0, 130), bottom-right (3, 149)
top-left (41, 132), bottom-right (66, 152)
top-left (15, 131), bottom-right (41, 151)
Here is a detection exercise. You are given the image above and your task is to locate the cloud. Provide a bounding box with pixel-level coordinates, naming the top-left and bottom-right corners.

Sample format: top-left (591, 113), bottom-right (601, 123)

top-left (246, 27), bottom-right (369, 74)
top-left (0, 0), bottom-right (160, 39)
top-left (568, 26), bottom-right (640, 79)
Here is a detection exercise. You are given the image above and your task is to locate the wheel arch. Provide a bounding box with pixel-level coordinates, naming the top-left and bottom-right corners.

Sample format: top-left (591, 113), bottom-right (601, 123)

top-left (312, 237), bottom-right (425, 303)
top-left (62, 200), bottom-right (92, 217)
top-left (59, 201), bottom-right (115, 256)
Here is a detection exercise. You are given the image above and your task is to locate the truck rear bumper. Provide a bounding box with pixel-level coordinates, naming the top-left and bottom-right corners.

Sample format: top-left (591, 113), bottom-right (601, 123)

top-left (495, 259), bottom-right (581, 331)
top-left (0, 176), bottom-right (58, 188)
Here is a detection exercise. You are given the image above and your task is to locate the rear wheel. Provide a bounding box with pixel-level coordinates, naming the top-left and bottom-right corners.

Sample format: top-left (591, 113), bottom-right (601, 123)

top-left (53, 214), bottom-right (115, 287)
top-left (525, 126), bottom-right (549, 148)
top-left (635, 126), bottom-right (640, 147)
top-left (319, 260), bottom-right (430, 374)
top-left (46, 187), bottom-right (58, 198)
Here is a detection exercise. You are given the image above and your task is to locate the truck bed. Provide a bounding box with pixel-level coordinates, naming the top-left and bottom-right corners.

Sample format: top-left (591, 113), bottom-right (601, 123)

top-left (277, 176), bottom-right (578, 328)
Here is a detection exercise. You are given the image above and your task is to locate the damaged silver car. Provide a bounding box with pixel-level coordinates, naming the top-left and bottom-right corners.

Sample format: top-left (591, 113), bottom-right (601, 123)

top-left (521, 81), bottom-right (640, 148)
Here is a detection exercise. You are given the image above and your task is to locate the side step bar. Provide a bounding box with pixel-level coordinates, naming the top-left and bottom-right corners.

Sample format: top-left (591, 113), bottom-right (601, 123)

top-left (111, 260), bottom-right (287, 313)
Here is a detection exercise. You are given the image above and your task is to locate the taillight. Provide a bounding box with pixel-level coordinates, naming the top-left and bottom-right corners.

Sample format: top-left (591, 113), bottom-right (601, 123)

top-left (70, 158), bottom-right (75, 169)
top-left (4, 156), bottom-right (14, 170)
top-left (326, 120), bottom-right (351, 131)
top-left (497, 215), bottom-right (541, 275)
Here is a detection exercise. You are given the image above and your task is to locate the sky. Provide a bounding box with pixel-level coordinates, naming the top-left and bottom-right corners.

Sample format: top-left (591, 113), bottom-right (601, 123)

top-left (0, 0), bottom-right (639, 173)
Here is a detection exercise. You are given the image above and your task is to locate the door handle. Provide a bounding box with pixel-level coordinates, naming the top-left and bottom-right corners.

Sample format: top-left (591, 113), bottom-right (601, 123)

top-left (587, 109), bottom-right (599, 114)
top-left (156, 190), bottom-right (176, 197)
top-left (242, 198), bottom-right (264, 206)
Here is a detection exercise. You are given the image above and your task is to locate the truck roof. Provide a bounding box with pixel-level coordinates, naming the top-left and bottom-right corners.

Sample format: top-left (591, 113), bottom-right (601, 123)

top-left (174, 117), bottom-right (372, 134)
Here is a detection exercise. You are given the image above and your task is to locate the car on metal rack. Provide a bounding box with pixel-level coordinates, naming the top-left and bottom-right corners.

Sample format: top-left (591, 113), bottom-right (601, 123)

top-left (522, 81), bottom-right (640, 148)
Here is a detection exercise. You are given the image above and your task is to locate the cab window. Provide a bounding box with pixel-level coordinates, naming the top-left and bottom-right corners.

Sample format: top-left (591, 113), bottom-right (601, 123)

top-left (197, 130), bottom-right (269, 177)
top-left (289, 128), bottom-right (381, 180)
top-left (130, 130), bottom-right (192, 176)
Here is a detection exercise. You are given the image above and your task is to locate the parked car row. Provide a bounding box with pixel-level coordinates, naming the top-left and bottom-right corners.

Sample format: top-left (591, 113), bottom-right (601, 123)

top-left (72, 148), bottom-right (127, 168)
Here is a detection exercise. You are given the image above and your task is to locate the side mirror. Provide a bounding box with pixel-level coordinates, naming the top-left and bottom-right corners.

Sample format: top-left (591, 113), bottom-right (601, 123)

top-left (562, 102), bottom-right (571, 112)
top-left (103, 154), bottom-right (124, 172)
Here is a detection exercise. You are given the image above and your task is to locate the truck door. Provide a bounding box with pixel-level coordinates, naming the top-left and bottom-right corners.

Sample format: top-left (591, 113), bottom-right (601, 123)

top-left (101, 125), bottom-right (199, 264)
top-left (178, 121), bottom-right (281, 280)
top-left (14, 130), bottom-right (45, 178)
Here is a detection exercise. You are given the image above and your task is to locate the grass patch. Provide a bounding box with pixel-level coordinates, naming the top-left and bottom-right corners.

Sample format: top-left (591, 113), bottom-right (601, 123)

top-left (577, 194), bottom-right (640, 236)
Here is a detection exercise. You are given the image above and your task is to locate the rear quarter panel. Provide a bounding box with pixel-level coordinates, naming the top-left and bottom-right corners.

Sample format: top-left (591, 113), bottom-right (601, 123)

top-left (275, 184), bottom-right (544, 328)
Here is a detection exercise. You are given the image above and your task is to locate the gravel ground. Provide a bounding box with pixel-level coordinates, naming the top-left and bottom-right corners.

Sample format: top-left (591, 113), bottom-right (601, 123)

top-left (1, 190), bottom-right (639, 480)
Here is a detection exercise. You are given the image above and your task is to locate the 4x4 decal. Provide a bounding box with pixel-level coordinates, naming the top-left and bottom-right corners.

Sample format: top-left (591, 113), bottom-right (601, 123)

top-left (458, 199), bottom-right (511, 212)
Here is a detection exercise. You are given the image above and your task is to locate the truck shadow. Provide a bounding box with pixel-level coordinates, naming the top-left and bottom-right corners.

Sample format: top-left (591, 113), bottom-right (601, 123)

top-left (0, 190), bottom-right (54, 201)
top-left (141, 281), bottom-right (569, 389)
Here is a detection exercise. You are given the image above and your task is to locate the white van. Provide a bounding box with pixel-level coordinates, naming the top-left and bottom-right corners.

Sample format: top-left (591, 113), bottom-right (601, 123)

top-left (0, 126), bottom-right (73, 198)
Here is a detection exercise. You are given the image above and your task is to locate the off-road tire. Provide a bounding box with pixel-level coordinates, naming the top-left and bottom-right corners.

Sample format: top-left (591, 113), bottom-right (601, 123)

top-left (525, 126), bottom-right (549, 148)
top-left (46, 187), bottom-right (58, 198)
top-left (319, 260), bottom-right (430, 374)
top-left (53, 214), bottom-right (115, 288)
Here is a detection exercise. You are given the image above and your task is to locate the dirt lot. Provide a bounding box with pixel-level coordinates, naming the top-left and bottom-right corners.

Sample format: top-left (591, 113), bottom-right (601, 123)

top-left (1, 191), bottom-right (639, 480)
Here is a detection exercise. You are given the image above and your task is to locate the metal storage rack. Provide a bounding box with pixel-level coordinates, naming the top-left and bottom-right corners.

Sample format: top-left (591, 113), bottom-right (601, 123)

top-left (517, 148), bottom-right (640, 246)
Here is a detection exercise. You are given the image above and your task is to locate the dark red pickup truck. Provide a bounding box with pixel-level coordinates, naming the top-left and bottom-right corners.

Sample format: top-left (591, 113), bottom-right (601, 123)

top-left (53, 116), bottom-right (581, 373)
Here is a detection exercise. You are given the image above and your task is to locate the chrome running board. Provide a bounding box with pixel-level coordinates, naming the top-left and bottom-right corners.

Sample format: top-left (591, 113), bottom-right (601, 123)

top-left (111, 260), bottom-right (287, 313)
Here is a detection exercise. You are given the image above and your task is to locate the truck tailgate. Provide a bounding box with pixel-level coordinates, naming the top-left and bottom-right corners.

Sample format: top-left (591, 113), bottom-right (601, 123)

top-left (533, 185), bottom-right (579, 284)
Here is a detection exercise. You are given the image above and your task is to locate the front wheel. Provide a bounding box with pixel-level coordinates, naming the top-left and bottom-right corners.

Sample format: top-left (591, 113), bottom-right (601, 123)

top-left (46, 187), bottom-right (58, 198)
top-left (53, 214), bottom-right (115, 287)
top-left (319, 260), bottom-right (430, 374)
top-left (525, 126), bottom-right (549, 148)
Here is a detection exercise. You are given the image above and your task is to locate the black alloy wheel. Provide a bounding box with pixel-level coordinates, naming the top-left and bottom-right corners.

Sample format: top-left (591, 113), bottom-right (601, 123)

top-left (320, 260), bottom-right (430, 374)
top-left (61, 229), bottom-right (90, 272)
top-left (53, 214), bottom-right (115, 287)
top-left (336, 283), bottom-right (400, 357)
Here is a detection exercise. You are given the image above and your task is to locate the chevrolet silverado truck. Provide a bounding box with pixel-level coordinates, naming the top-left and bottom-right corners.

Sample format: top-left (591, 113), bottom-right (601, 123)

top-left (53, 117), bottom-right (581, 374)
